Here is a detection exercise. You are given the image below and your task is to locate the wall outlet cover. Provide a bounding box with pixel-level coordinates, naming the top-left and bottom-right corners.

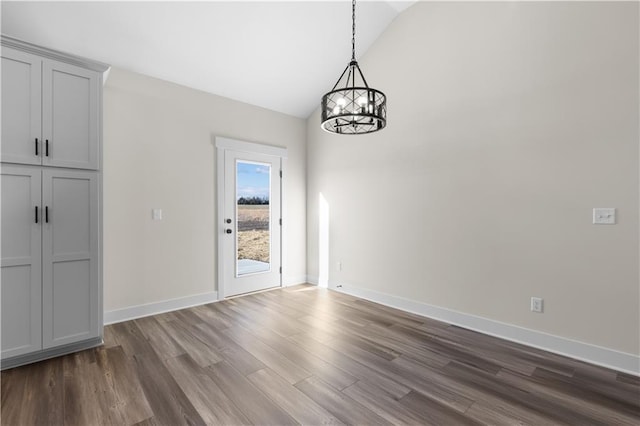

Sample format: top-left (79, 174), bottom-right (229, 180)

top-left (531, 297), bottom-right (543, 313)
top-left (593, 208), bottom-right (616, 225)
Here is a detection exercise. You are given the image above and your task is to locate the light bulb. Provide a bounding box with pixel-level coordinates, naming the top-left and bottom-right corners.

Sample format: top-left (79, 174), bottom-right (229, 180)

top-left (356, 97), bottom-right (367, 107)
top-left (336, 98), bottom-right (346, 107)
top-left (332, 106), bottom-right (341, 115)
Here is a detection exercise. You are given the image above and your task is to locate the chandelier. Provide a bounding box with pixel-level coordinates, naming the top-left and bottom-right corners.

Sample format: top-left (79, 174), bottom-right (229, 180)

top-left (320, 0), bottom-right (387, 135)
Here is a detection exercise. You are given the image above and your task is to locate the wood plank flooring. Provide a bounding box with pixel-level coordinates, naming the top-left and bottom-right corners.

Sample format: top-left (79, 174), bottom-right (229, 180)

top-left (2, 285), bottom-right (639, 425)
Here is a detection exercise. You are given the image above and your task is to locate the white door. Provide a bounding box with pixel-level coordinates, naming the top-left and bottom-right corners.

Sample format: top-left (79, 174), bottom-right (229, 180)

top-left (219, 148), bottom-right (282, 298)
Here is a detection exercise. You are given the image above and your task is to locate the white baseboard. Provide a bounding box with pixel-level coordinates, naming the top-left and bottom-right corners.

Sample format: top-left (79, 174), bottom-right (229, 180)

top-left (325, 281), bottom-right (639, 376)
top-left (283, 275), bottom-right (308, 287)
top-left (104, 291), bottom-right (218, 325)
top-left (306, 275), bottom-right (319, 285)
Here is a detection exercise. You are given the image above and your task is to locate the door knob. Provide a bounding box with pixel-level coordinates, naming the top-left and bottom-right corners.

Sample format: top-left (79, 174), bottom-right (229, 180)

top-left (225, 229), bottom-right (232, 234)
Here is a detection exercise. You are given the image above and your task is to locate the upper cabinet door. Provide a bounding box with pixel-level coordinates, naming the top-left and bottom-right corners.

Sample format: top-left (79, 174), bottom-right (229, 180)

top-left (1, 47), bottom-right (42, 166)
top-left (42, 60), bottom-right (99, 170)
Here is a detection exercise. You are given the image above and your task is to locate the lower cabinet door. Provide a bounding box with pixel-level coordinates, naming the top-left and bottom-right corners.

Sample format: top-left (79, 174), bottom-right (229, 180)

top-left (42, 169), bottom-right (100, 349)
top-left (1, 165), bottom-right (43, 358)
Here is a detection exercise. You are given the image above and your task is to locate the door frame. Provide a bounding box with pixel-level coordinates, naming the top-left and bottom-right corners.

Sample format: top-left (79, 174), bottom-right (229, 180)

top-left (215, 137), bottom-right (287, 299)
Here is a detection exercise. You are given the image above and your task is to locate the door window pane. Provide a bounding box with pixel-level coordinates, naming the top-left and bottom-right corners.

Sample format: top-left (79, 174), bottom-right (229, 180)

top-left (236, 161), bottom-right (270, 276)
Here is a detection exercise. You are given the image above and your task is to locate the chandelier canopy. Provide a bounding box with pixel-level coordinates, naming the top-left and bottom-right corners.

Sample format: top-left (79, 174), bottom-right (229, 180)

top-left (321, 0), bottom-right (387, 135)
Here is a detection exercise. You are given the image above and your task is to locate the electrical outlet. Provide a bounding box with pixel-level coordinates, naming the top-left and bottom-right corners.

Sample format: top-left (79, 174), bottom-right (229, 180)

top-left (531, 297), bottom-right (543, 313)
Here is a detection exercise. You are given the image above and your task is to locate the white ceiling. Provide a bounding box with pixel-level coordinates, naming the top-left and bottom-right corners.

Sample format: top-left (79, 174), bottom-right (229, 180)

top-left (2, 1), bottom-right (414, 118)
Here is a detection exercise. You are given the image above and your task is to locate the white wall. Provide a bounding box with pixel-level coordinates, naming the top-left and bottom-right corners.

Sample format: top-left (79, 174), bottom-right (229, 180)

top-left (103, 68), bottom-right (306, 313)
top-left (307, 2), bottom-right (639, 357)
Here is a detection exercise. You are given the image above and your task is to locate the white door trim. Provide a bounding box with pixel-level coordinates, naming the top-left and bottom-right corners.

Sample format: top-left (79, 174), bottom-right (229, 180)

top-left (215, 137), bottom-right (287, 299)
top-left (215, 137), bottom-right (288, 158)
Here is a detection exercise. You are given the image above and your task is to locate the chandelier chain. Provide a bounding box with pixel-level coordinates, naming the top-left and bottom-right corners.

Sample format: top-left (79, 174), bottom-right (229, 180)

top-left (351, 0), bottom-right (356, 60)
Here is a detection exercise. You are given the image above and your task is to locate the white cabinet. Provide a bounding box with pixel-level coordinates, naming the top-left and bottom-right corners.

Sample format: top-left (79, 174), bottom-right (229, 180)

top-left (43, 60), bottom-right (100, 169)
top-left (1, 166), bottom-right (101, 360)
top-left (1, 48), bottom-right (41, 166)
top-left (42, 170), bottom-right (100, 348)
top-left (0, 166), bottom-right (42, 359)
top-left (1, 45), bottom-right (102, 170)
top-left (1, 36), bottom-right (107, 369)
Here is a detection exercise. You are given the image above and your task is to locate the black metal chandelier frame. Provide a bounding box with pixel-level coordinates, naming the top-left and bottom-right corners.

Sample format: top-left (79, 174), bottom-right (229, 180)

top-left (321, 0), bottom-right (387, 135)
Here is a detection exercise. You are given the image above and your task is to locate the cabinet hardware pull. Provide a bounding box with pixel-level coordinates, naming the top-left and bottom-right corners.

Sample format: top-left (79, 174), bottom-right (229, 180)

top-left (35, 206), bottom-right (39, 223)
top-left (45, 139), bottom-right (49, 157)
top-left (35, 138), bottom-right (39, 156)
top-left (45, 206), bottom-right (49, 223)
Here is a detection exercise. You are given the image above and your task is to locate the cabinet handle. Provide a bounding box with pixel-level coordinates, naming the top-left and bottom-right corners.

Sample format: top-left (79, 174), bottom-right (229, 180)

top-left (45, 206), bottom-right (49, 223)
top-left (35, 206), bottom-right (39, 224)
top-left (45, 139), bottom-right (49, 157)
top-left (35, 138), bottom-right (39, 156)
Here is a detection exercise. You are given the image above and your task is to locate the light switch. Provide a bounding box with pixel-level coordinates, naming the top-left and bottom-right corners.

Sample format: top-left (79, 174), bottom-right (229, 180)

top-left (152, 208), bottom-right (163, 220)
top-left (593, 208), bottom-right (615, 225)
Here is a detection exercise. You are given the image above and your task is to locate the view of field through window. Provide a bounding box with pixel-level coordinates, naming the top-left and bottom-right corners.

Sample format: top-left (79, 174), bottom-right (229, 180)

top-left (236, 162), bottom-right (270, 274)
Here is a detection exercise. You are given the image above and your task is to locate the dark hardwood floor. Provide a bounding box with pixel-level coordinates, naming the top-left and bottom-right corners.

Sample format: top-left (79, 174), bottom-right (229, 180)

top-left (2, 285), bottom-right (639, 425)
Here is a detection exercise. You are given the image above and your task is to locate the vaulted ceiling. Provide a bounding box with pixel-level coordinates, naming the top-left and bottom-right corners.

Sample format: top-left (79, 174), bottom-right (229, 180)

top-left (2, 1), bottom-right (414, 118)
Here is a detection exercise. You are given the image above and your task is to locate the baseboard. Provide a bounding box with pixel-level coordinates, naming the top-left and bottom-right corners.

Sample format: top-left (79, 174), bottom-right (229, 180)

top-left (326, 281), bottom-right (639, 376)
top-left (104, 291), bottom-right (218, 325)
top-left (1, 337), bottom-right (103, 370)
top-left (306, 275), bottom-right (319, 285)
top-left (283, 275), bottom-right (308, 287)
